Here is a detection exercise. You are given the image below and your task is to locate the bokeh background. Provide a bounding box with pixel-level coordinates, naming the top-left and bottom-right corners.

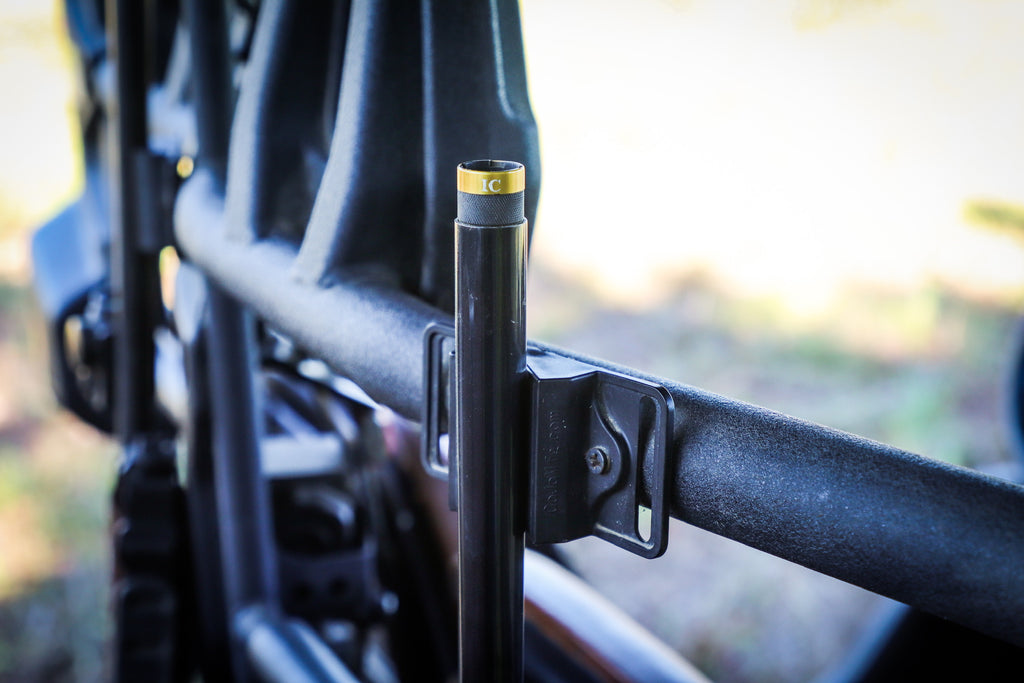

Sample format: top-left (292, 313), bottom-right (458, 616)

top-left (1, 0), bottom-right (1022, 681)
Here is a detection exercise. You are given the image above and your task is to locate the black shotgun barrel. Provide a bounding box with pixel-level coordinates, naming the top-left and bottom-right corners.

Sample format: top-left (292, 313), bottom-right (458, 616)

top-left (455, 160), bottom-right (528, 681)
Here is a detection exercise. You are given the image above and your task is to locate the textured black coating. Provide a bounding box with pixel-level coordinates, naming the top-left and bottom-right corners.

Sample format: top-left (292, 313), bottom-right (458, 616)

top-left (178, 172), bottom-right (437, 420)
top-left (668, 383), bottom-right (1024, 645)
top-left (186, 3), bottom-right (282, 680)
top-left (206, 285), bottom-right (280, 615)
top-left (175, 173), bottom-right (1024, 647)
top-left (293, 0), bottom-right (424, 287)
top-left (421, 2), bottom-right (540, 310)
top-left (457, 191), bottom-right (525, 228)
top-left (556, 348), bottom-right (1024, 648)
top-left (223, 0), bottom-right (337, 243)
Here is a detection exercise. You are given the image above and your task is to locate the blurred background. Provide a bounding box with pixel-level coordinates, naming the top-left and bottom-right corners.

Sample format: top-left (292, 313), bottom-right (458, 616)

top-left (1, 0), bottom-right (1022, 681)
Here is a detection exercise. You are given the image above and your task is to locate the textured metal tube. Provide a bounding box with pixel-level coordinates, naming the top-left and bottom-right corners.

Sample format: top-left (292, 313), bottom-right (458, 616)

top-left (183, 0), bottom-right (233, 190)
top-left (455, 160), bottom-right (528, 681)
top-left (185, 3), bottom-right (281, 680)
top-left (659, 380), bottom-right (1024, 646)
top-left (528, 349), bottom-right (1024, 647)
top-left (174, 174), bottom-right (1024, 647)
top-left (108, 0), bottom-right (162, 441)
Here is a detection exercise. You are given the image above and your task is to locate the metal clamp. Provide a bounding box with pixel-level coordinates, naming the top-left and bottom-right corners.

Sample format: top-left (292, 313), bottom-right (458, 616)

top-left (423, 326), bottom-right (673, 559)
top-left (422, 322), bottom-right (456, 479)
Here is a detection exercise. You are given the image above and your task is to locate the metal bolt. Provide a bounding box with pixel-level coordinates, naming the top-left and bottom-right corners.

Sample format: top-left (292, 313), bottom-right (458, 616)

top-left (586, 447), bottom-right (610, 475)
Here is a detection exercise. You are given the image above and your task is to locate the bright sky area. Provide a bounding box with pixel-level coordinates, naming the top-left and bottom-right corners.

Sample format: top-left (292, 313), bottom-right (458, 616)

top-left (522, 0), bottom-right (1024, 313)
top-left (1, 0), bottom-right (1022, 316)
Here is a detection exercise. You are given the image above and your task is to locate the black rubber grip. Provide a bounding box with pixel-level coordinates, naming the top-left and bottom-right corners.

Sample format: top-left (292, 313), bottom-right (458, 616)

top-left (457, 190), bottom-right (525, 227)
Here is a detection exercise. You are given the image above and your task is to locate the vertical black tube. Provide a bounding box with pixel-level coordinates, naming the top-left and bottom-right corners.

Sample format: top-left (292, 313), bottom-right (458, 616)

top-left (184, 2), bottom-right (280, 680)
top-left (455, 160), bottom-right (528, 681)
top-left (206, 283), bottom-right (279, 650)
top-left (107, 0), bottom-right (161, 440)
top-left (184, 0), bottom-right (233, 191)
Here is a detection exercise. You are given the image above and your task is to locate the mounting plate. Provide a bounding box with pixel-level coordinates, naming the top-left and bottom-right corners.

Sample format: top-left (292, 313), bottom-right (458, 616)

top-left (423, 325), bottom-right (674, 558)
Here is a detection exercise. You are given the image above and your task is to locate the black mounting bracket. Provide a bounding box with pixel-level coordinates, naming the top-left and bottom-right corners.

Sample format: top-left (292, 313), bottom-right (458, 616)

top-left (423, 323), bottom-right (673, 559)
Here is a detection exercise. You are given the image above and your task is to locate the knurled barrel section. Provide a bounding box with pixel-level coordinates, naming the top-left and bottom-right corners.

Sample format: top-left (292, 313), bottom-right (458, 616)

top-left (456, 160), bottom-right (525, 227)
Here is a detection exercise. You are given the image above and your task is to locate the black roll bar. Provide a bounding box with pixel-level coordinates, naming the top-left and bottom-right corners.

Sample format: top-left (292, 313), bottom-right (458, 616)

top-left (175, 173), bottom-right (1024, 648)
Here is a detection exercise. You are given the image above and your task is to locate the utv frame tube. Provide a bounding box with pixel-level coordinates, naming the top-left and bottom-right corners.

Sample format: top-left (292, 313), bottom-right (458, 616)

top-left (176, 165), bottom-right (1024, 650)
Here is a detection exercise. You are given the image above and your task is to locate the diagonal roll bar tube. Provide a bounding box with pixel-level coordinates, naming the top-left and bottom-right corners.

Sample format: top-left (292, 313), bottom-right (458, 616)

top-left (175, 173), bottom-right (1024, 647)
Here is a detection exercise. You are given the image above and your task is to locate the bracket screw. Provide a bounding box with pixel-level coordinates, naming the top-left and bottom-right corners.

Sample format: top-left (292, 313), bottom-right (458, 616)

top-left (586, 447), bottom-right (610, 475)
